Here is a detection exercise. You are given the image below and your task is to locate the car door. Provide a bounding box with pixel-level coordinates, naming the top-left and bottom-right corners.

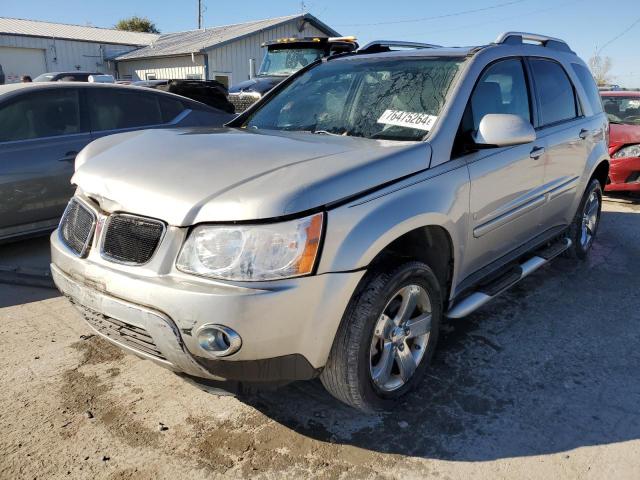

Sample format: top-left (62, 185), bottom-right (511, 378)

top-left (527, 58), bottom-right (597, 229)
top-left (457, 58), bottom-right (546, 275)
top-left (86, 87), bottom-right (167, 141)
top-left (0, 87), bottom-right (91, 237)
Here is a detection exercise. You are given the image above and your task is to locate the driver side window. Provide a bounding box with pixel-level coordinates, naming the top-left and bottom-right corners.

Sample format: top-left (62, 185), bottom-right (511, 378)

top-left (453, 58), bottom-right (531, 157)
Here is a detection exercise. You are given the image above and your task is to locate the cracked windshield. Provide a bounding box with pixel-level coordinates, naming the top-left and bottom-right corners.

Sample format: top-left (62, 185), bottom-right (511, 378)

top-left (603, 96), bottom-right (640, 125)
top-left (245, 57), bottom-right (464, 141)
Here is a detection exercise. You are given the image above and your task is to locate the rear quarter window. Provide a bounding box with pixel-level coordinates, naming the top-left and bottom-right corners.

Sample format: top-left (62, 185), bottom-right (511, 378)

top-left (158, 95), bottom-right (186, 123)
top-left (571, 63), bottom-right (603, 115)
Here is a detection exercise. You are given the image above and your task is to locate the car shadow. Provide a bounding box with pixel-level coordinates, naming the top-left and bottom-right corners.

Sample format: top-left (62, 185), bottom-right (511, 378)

top-left (233, 208), bottom-right (640, 461)
top-left (604, 191), bottom-right (640, 205)
top-left (0, 284), bottom-right (60, 308)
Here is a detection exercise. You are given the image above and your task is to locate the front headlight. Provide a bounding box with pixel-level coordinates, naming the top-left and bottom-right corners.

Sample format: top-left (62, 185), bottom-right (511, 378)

top-left (612, 144), bottom-right (640, 159)
top-left (176, 213), bottom-right (323, 281)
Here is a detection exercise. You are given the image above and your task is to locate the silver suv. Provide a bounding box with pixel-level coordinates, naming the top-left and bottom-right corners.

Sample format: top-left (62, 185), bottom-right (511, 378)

top-left (51, 32), bottom-right (609, 411)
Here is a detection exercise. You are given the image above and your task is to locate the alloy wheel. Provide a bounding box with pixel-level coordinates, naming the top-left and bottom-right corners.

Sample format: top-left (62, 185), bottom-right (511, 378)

top-left (369, 284), bottom-right (432, 392)
top-left (580, 190), bottom-right (600, 250)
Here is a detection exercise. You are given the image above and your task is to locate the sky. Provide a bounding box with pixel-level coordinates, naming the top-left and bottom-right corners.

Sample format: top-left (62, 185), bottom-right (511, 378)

top-left (3, 0), bottom-right (640, 87)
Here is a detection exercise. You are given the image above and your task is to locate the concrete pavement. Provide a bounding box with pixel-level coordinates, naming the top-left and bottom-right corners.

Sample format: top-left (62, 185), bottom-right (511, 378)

top-left (0, 197), bottom-right (639, 479)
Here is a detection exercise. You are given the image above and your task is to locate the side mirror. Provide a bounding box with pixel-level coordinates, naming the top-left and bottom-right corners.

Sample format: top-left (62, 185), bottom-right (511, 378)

top-left (473, 113), bottom-right (536, 148)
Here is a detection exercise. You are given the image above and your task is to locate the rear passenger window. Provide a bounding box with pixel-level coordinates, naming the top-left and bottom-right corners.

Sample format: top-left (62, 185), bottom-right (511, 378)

top-left (88, 89), bottom-right (163, 131)
top-left (0, 89), bottom-right (83, 142)
top-left (159, 96), bottom-right (186, 123)
top-left (571, 63), bottom-right (603, 115)
top-left (530, 59), bottom-right (578, 126)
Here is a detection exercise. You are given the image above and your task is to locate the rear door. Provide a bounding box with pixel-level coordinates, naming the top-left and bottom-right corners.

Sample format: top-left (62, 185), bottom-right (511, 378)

top-left (457, 58), bottom-right (546, 275)
top-left (527, 58), bottom-right (601, 229)
top-left (0, 88), bottom-right (90, 236)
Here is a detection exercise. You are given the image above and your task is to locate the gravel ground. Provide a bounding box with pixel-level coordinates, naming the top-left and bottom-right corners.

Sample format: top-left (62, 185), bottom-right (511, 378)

top-left (1, 198), bottom-right (639, 479)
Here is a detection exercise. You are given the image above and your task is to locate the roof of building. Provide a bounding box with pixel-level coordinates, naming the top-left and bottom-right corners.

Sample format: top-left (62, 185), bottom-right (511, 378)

top-left (0, 17), bottom-right (159, 46)
top-left (115, 14), bottom-right (340, 61)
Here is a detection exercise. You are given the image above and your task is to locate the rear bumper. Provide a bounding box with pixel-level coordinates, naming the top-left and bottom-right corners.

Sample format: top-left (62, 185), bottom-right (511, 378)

top-left (605, 157), bottom-right (640, 192)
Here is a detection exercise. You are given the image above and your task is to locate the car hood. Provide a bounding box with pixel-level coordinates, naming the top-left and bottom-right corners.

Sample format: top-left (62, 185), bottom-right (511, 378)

top-left (73, 128), bottom-right (431, 225)
top-left (609, 123), bottom-right (640, 154)
top-left (228, 76), bottom-right (283, 95)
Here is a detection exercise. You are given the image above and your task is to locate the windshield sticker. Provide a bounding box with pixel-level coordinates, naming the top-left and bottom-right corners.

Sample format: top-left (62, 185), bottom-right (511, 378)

top-left (377, 110), bottom-right (438, 131)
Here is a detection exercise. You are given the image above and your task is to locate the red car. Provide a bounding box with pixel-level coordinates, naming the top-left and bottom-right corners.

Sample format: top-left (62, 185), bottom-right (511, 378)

top-left (601, 91), bottom-right (640, 192)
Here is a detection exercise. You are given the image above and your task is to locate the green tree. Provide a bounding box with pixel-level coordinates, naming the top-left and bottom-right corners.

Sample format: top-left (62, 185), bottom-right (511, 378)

top-left (115, 16), bottom-right (159, 34)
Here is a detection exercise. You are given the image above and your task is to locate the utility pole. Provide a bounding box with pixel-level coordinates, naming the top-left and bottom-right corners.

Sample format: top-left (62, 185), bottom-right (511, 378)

top-left (198, 0), bottom-right (203, 29)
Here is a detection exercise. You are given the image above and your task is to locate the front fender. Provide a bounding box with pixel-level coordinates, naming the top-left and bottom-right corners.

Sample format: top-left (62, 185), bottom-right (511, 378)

top-left (318, 160), bottom-right (470, 296)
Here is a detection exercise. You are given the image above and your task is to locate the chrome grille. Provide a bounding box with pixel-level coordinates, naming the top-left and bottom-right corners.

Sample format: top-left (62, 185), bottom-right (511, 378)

top-left (229, 92), bottom-right (261, 113)
top-left (59, 199), bottom-right (96, 257)
top-left (76, 302), bottom-right (166, 361)
top-left (101, 214), bottom-right (165, 265)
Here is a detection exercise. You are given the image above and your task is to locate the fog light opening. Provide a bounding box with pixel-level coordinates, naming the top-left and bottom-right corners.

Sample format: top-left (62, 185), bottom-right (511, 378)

top-left (196, 325), bottom-right (242, 357)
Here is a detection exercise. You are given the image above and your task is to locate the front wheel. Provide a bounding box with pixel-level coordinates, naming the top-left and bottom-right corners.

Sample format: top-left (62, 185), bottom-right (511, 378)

top-left (320, 261), bottom-right (442, 412)
top-left (565, 179), bottom-right (603, 259)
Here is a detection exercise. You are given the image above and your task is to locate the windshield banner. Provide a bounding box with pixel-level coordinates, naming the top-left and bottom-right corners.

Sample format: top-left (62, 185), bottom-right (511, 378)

top-left (377, 110), bottom-right (438, 131)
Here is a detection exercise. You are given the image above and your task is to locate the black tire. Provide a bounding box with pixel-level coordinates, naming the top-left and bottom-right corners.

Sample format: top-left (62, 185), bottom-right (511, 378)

top-left (564, 178), bottom-right (603, 260)
top-left (320, 261), bottom-right (442, 412)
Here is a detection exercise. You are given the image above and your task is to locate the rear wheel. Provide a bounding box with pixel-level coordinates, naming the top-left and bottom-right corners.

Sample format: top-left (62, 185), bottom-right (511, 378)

top-left (565, 179), bottom-right (602, 259)
top-left (320, 261), bottom-right (442, 412)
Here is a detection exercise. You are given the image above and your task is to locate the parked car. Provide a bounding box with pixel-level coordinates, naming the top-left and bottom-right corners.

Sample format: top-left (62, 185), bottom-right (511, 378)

top-left (88, 74), bottom-right (115, 83)
top-left (156, 80), bottom-right (235, 114)
top-left (51, 32), bottom-right (609, 411)
top-left (33, 72), bottom-right (105, 82)
top-left (134, 79), bottom-right (235, 114)
top-left (228, 36), bottom-right (359, 113)
top-left (132, 80), bottom-right (169, 88)
top-left (601, 91), bottom-right (640, 193)
top-left (0, 82), bottom-right (234, 242)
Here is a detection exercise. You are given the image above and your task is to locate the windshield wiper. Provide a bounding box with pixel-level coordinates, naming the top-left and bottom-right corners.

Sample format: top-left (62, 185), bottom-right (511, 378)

top-left (370, 131), bottom-right (418, 141)
top-left (312, 130), bottom-right (344, 136)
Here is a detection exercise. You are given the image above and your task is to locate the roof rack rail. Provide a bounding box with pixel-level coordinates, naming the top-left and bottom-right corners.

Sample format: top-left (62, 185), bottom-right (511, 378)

top-left (358, 40), bottom-right (441, 54)
top-left (494, 32), bottom-right (574, 53)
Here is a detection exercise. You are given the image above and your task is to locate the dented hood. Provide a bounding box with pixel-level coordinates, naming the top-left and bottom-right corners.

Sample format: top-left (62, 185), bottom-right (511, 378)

top-left (73, 128), bottom-right (430, 225)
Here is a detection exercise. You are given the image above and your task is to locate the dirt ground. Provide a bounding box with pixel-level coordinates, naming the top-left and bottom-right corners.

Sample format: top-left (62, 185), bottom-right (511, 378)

top-left (1, 197), bottom-right (639, 480)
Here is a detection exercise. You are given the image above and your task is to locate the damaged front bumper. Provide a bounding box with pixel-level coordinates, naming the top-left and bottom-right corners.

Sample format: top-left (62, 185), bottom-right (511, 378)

top-left (50, 229), bottom-right (364, 382)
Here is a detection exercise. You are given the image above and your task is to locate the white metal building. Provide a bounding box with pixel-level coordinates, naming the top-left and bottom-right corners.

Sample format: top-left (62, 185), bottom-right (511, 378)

top-left (0, 17), bottom-right (158, 83)
top-left (114, 14), bottom-right (339, 87)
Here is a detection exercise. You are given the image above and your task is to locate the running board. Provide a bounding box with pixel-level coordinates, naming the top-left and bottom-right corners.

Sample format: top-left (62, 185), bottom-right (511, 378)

top-left (446, 238), bottom-right (572, 319)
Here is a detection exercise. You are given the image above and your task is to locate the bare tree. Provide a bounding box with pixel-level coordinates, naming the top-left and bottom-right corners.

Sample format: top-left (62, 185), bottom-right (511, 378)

top-left (588, 54), bottom-right (614, 86)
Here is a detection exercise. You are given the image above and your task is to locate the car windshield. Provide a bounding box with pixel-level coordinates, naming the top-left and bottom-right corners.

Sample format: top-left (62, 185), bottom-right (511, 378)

top-left (33, 73), bottom-right (56, 82)
top-left (602, 96), bottom-right (640, 125)
top-left (245, 56), bottom-right (464, 141)
top-left (259, 47), bottom-right (324, 76)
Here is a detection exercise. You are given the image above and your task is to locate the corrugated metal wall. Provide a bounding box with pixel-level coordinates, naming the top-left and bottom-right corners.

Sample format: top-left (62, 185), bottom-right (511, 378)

top-left (206, 21), bottom-right (328, 85)
top-left (0, 34), bottom-right (140, 80)
top-left (116, 54), bottom-right (206, 81)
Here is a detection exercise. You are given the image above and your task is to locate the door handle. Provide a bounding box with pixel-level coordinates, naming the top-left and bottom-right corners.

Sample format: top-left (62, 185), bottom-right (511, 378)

top-left (59, 151), bottom-right (78, 163)
top-left (530, 146), bottom-right (545, 159)
top-left (579, 129), bottom-right (590, 140)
